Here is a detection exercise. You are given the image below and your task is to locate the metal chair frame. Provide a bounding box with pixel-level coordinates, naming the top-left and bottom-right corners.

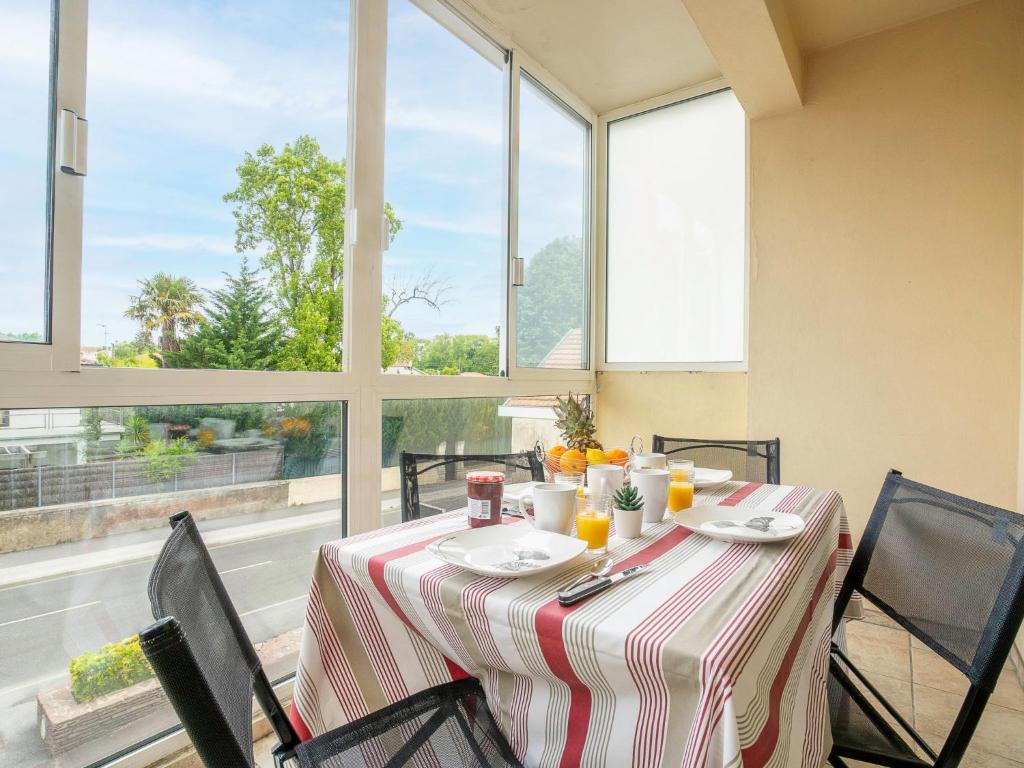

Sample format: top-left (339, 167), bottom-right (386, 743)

top-left (650, 436), bottom-right (781, 485)
top-left (829, 470), bottom-right (1024, 768)
top-left (399, 451), bottom-right (545, 522)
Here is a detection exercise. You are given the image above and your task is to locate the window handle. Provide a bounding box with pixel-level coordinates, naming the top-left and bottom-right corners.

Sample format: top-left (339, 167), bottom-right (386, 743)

top-left (512, 257), bottom-right (525, 286)
top-left (59, 108), bottom-right (88, 176)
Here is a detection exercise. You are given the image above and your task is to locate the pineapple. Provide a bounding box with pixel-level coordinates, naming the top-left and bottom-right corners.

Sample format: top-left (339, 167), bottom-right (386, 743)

top-left (612, 483), bottom-right (644, 511)
top-left (553, 392), bottom-right (602, 452)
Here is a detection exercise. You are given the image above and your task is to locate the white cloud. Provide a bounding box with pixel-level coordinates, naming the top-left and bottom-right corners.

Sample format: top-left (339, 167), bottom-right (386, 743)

top-left (387, 105), bottom-right (502, 146)
top-left (87, 233), bottom-right (236, 255)
top-left (400, 212), bottom-right (502, 238)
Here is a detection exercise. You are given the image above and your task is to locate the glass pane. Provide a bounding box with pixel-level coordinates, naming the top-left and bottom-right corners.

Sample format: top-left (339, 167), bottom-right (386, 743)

top-left (0, 0), bottom-right (53, 343)
top-left (382, 0), bottom-right (506, 376)
top-left (516, 75), bottom-right (589, 369)
top-left (381, 396), bottom-right (559, 526)
top-left (0, 402), bottom-right (344, 765)
top-left (606, 89), bottom-right (745, 364)
top-left (81, 1), bottom-right (349, 371)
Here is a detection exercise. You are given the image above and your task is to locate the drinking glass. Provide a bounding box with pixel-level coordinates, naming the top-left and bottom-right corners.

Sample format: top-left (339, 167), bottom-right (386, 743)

top-left (668, 479), bottom-right (695, 512)
top-left (575, 510), bottom-right (611, 554)
top-left (668, 459), bottom-right (695, 483)
top-left (555, 472), bottom-right (586, 513)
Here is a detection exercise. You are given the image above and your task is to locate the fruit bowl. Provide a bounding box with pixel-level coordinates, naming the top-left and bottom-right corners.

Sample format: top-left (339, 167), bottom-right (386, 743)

top-left (543, 447), bottom-right (630, 479)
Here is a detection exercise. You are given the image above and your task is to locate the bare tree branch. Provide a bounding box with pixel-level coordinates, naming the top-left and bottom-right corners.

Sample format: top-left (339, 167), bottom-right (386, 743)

top-left (386, 268), bottom-right (453, 317)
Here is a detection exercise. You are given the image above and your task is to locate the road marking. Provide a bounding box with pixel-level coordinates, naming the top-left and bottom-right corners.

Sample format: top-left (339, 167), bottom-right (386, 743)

top-left (0, 600), bottom-right (101, 628)
top-left (219, 560), bottom-right (272, 575)
top-left (0, 670), bottom-right (69, 700)
top-left (239, 595), bottom-right (306, 618)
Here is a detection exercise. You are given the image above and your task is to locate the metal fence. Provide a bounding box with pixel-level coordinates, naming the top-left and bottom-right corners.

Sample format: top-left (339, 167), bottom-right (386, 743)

top-left (0, 446), bottom-right (285, 512)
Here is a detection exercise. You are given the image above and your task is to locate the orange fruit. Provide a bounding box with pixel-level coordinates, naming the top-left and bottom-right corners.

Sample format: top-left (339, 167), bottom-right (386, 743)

top-left (548, 444), bottom-right (567, 458)
top-left (606, 447), bottom-right (629, 463)
top-left (559, 449), bottom-right (586, 473)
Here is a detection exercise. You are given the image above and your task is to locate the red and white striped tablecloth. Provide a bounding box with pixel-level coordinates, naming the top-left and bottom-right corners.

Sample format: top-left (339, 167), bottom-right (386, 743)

top-left (290, 482), bottom-right (853, 767)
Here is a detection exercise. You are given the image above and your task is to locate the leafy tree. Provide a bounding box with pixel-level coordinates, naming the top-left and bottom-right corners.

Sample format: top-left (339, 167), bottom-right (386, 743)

top-left (224, 135), bottom-right (403, 371)
top-left (1, 330), bottom-right (43, 342)
top-left (97, 335), bottom-right (159, 368)
top-left (412, 332), bottom-right (500, 376)
top-left (381, 297), bottom-right (406, 370)
top-left (166, 258), bottom-right (281, 370)
top-left (515, 235), bottom-right (585, 366)
top-left (125, 273), bottom-right (204, 355)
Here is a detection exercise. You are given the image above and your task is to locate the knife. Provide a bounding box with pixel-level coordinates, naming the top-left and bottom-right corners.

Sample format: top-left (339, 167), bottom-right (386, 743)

top-left (557, 564), bottom-right (648, 607)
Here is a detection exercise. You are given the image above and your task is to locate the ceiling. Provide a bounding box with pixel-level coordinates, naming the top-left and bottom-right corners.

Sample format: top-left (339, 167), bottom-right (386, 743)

top-left (783, 0), bottom-right (983, 53)
top-left (463, 0), bottom-right (721, 114)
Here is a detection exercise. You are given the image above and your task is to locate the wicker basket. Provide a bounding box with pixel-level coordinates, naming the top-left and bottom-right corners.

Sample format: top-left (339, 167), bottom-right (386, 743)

top-left (542, 451), bottom-right (630, 481)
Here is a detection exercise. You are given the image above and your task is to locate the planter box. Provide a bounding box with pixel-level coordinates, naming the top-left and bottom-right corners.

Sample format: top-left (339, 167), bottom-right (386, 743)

top-left (38, 629), bottom-right (301, 758)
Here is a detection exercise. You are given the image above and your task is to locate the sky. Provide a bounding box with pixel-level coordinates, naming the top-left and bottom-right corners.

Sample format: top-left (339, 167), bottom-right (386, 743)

top-left (0, 0), bottom-right (587, 351)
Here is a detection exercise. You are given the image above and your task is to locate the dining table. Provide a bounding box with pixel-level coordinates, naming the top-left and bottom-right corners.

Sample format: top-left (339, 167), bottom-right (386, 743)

top-left (289, 480), bottom-right (854, 768)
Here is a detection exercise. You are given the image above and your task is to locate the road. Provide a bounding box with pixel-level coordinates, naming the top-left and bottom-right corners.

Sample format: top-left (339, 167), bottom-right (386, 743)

top-left (0, 503), bottom-right (344, 766)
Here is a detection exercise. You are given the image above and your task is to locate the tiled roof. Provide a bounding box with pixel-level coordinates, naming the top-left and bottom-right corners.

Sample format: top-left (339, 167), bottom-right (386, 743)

top-left (538, 327), bottom-right (583, 369)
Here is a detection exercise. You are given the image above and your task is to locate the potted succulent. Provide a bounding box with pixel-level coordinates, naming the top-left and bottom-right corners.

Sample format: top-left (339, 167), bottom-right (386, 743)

top-left (612, 484), bottom-right (644, 539)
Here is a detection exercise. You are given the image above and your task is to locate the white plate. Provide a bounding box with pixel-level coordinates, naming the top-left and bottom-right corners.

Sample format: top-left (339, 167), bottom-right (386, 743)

top-left (693, 468), bottom-right (733, 489)
top-left (427, 522), bottom-right (588, 578)
top-left (673, 504), bottom-right (805, 543)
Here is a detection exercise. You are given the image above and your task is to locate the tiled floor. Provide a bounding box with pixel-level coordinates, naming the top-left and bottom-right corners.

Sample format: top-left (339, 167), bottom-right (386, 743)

top-left (843, 606), bottom-right (1024, 768)
top-left (252, 607), bottom-right (1024, 767)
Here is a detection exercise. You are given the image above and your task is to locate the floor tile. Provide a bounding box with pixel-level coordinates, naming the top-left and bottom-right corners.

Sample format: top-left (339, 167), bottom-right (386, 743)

top-left (846, 618), bottom-right (912, 682)
top-left (914, 685), bottom-right (1024, 760)
top-left (861, 606), bottom-right (901, 631)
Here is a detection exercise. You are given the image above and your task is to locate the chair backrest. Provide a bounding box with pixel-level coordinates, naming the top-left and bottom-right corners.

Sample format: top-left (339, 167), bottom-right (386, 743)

top-left (140, 511), bottom-right (299, 768)
top-left (400, 451), bottom-right (545, 522)
top-left (650, 436), bottom-right (781, 484)
top-left (835, 470), bottom-right (1024, 764)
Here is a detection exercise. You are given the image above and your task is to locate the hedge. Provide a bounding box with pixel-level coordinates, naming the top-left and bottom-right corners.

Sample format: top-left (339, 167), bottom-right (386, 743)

top-left (69, 635), bottom-right (155, 704)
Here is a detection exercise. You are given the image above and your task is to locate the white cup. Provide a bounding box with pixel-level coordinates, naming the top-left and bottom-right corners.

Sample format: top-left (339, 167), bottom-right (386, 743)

top-left (631, 468), bottom-right (671, 524)
top-left (614, 506), bottom-right (643, 539)
top-left (587, 464), bottom-right (624, 495)
top-left (630, 452), bottom-right (667, 472)
top-left (518, 482), bottom-right (576, 535)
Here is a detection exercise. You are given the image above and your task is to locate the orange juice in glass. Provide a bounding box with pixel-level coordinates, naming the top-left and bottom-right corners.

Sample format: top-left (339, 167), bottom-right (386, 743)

top-left (668, 480), bottom-right (694, 512)
top-left (576, 510), bottom-right (611, 554)
top-left (669, 459), bottom-right (695, 483)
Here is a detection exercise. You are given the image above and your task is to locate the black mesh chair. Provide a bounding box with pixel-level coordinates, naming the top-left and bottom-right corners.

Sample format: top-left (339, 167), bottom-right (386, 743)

top-left (650, 436), bottom-right (781, 484)
top-left (400, 451), bottom-right (544, 522)
top-left (829, 470), bottom-right (1024, 768)
top-left (140, 511), bottom-right (522, 768)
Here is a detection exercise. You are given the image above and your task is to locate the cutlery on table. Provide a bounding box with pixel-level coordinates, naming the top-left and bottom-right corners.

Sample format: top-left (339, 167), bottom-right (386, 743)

top-left (557, 564), bottom-right (647, 606)
top-left (564, 555), bottom-right (613, 590)
top-left (707, 516), bottom-right (798, 533)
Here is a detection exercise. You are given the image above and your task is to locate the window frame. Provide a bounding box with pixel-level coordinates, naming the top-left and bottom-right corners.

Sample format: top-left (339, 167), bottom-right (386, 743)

top-left (595, 79), bottom-right (750, 373)
top-left (0, 1), bottom-right (599, 764)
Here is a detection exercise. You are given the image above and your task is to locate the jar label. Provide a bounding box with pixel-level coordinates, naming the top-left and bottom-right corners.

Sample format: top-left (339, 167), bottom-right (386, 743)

top-left (468, 498), bottom-right (491, 520)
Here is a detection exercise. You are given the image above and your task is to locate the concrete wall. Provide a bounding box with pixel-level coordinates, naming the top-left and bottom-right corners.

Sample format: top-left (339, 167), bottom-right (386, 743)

top-left (747, 0), bottom-right (1023, 535)
top-left (596, 0), bottom-right (1024, 543)
top-left (596, 371), bottom-right (748, 452)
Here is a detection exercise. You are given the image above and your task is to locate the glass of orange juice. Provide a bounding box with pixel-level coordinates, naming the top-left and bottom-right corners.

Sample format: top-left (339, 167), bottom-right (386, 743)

top-left (668, 479), bottom-right (695, 512)
top-left (576, 510), bottom-right (611, 554)
top-left (669, 459), bottom-right (695, 483)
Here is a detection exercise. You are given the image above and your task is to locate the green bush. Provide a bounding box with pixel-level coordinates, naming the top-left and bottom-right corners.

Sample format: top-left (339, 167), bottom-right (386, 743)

top-left (69, 635), bottom-right (154, 704)
top-left (142, 438), bottom-right (197, 482)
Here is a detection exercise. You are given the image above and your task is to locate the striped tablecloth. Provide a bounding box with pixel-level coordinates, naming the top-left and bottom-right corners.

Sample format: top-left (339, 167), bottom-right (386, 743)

top-left (290, 482), bottom-right (853, 767)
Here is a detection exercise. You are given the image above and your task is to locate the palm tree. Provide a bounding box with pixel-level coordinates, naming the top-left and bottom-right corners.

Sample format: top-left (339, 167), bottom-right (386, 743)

top-left (125, 273), bottom-right (204, 354)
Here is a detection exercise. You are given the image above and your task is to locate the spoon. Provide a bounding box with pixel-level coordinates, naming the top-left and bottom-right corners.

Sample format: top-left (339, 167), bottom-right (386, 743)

top-left (565, 555), bottom-right (613, 590)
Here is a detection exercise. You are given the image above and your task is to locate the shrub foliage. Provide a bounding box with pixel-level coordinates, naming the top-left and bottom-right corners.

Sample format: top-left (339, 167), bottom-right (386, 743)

top-left (69, 635), bottom-right (154, 704)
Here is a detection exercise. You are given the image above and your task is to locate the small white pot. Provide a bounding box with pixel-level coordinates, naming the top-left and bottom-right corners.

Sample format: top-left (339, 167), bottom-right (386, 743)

top-left (614, 506), bottom-right (643, 539)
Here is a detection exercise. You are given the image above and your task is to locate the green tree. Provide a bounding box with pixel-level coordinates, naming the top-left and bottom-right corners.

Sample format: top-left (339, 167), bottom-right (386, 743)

top-left (166, 258), bottom-right (282, 370)
top-left (97, 336), bottom-right (159, 368)
top-left (412, 332), bottom-right (500, 376)
top-left (515, 235), bottom-right (585, 366)
top-left (381, 297), bottom-right (406, 370)
top-left (125, 273), bottom-right (204, 355)
top-left (224, 135), bottom-right (402, 371)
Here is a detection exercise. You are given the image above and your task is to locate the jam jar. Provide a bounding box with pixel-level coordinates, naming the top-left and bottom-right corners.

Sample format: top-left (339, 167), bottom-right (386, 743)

top-left (466, 471), bottom-right (504, 528)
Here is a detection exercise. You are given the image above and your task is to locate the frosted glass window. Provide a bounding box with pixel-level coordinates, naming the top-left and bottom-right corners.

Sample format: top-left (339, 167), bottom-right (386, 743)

top-left (606, 89), bottom-right (745, 364)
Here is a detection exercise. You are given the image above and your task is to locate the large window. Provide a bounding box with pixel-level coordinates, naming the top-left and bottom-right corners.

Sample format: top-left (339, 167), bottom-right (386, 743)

top-left (605, 88), bottom-right (746, 367)
top-left (81, 1), bottom-right (349, 371)
top-left (0, 0), bottom-right (54, 344)
top-left (0, 401), bottom-right (343, 765)
top-left (515, 74), bottom-right (590, 370)
top-left (382, 0), bottom-right (507, 376)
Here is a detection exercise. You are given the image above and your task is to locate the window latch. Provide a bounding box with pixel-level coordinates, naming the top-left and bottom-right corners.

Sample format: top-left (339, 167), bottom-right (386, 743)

top-left (59, 108), bottom-right (88, 176)
top-left (511, 257), bottom-right (525, 286)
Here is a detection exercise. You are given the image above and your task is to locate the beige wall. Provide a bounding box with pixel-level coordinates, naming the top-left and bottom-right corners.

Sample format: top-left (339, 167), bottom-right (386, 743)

top-left (596, 371), bottom-right (748, 452)
top-left (748, 0), bottom-right (1024, 536)
top-left (595, 1), bottom-right (1023, 540)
